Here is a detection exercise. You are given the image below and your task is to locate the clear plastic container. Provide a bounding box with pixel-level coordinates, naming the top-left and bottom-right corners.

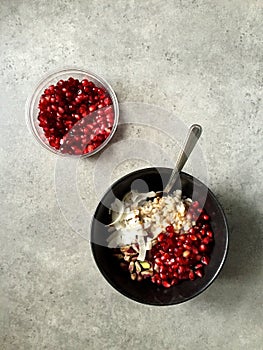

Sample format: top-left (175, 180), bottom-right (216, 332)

top-left (26, 68), bottom-right (119, 157)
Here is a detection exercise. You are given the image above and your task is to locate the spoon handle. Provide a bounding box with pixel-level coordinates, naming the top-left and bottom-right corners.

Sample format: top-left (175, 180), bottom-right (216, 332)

top-left (164, 124), bottom-right (202, 194)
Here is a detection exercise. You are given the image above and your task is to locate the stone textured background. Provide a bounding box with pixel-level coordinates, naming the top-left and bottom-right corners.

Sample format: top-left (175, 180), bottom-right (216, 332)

top-left (0, 0), bottom-right (262, 349)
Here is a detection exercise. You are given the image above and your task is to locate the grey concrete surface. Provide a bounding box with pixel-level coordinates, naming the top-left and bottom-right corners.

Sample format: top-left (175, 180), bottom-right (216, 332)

top-left (0, 0), bottom-right (262, 349)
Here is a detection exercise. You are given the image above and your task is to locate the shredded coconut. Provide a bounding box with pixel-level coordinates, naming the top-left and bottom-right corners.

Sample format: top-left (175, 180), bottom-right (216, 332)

top-left (107, 190), bottom-right (194, 260)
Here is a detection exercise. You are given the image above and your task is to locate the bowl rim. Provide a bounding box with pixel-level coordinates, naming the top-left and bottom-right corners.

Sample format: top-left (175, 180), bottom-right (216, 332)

top-left (90, 167), bottom-right (229, 306)
top-left (25, 67), bottom-right (119, 158)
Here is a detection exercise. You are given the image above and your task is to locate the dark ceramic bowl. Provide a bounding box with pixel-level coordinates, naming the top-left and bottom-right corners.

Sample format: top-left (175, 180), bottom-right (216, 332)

top-left (91, 167), bottom-right (228, 306)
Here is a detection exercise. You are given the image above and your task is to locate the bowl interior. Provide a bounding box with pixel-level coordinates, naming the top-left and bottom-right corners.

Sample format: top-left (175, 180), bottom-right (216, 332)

top-left (27, 68), bottom-right (119, 157)
top-left (91, 167), bottom-right (228, 305)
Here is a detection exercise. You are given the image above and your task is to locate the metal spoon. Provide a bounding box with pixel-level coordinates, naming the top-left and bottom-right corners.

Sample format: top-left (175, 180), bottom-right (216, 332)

top-left (108, 124), bottom-right (202, 225)
top-left (156, 124), bottom-right (202, 196)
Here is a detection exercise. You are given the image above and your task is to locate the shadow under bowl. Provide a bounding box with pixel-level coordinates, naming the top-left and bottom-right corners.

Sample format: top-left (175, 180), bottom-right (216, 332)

top-left (91, 167), bottom-right (229, 306)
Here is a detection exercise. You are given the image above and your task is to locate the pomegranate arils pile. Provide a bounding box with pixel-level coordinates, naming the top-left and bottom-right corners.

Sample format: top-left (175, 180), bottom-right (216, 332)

top-left (37, 77), bottom-right (114, 155)
top-left (114, 200), bottom-right (214, 288)
top-left (151, 205), bottom-right (214, 288)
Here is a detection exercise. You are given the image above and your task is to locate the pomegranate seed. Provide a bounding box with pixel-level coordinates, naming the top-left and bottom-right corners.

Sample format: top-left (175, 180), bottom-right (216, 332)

top-left (192, 201), bottom-right (199, 208)
top-left (192, 247), bottom-right (199, 255)
top-left (179, 235), bottom-right (186, 241)
top-left (170, 279), bottom-right (178, 286)
top-left (188, 227), bottom-right (196, 234)
top-left (207, 230), bottom-right (213, 238)
top-left (173, 271), bottom-right (179, 278)
top-left (81, 79), bottom-right (89, 86)
top-left (157, 233), bottom-right (165, 242)
top-left (176, 257), bottom-right (185, 264)
top-left (106, 114), bottom-right (114, 123)
top-left (160, 273), bottom-right (167, 280)
top-left (163, 253), bottom-right (169, 260)
top-left (166, 225), bottom-right (174, 233)
top-left (167, 258), bottom-right (175, 265)
top-left (201, 256), bottom-right (210, 265)
top-left (162, 281), bottom-right (171, 288)
top-left (200, 229), bottom-right (206, 236)
top-left (183, 244), bottom-right (191, 250)
top-left (195, 269), bottom-right (203, 278)
top-left (161, 242), bottom-right (169, 252)
top-left (176, 240), bottom-right (183, 247)
top-left (182, 258), bottom-right (190, 266)
top-left (189, 270), bottom-right (195, 280)
top-left (190, 234), bottom-right (197, 241)
top-left (151, 274), bottom-right (159, 283)
top-left (178, 266), bottom-right (185, 274)
top-left (202, 237), bottom-right (211, 245)
top-left (104, 97), bottom-right (111, 105)
top-left (168, 232), bottom-right (175, 239)
top-left (174, 247), bottom-right (183, 256)
top-left (156, 278), bottom-right (162, 285)
top-left (155, 258), bottom-right (162, 266)
top-left (195, 263), bottom-right (203, 270)
top-left (87, 145), bottom-right (95, 153)
top-left (202, 214), bottom-right (210, 221)
top-left (159, 266), bottom-right (167, 273)
top-left (89, 104), bottom-right (97, 112)
top-left (199, 244), bottom-right (207, 252)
